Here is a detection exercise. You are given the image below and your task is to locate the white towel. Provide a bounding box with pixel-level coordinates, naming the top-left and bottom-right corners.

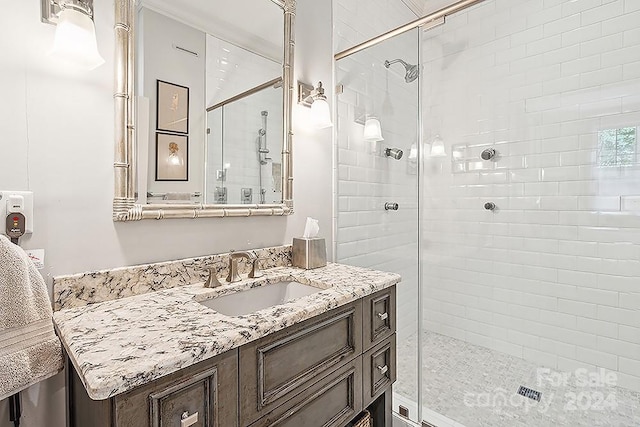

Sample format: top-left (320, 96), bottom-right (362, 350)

top-left (0, 235), bottom-right (63, 400)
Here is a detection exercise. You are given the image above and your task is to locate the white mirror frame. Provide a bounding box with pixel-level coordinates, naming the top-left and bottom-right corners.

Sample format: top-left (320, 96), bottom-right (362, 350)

top-left (113, 0), bottom-right (295, 221)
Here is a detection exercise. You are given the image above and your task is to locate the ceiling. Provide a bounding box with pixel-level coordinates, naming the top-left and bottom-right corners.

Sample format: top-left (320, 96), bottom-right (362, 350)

top-left (139, 0), bottom-right (284, 62)
top-left (400, 0), bottom-right (459, 18)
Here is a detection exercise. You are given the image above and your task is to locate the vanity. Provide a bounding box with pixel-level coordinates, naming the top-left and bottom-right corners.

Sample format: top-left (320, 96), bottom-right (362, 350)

top-left (52, 251), bottom-right (400, 427)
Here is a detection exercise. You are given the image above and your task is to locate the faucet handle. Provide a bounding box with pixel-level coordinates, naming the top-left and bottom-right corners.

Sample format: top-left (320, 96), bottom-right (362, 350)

top-left (204, 267), bottom-right (223, 288)
top-left (249, 258), bottom-right (264, 279)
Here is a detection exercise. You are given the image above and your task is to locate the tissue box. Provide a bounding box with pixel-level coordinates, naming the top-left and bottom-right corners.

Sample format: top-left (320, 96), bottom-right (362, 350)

top-left (292, 238), bottom-right (327, 269)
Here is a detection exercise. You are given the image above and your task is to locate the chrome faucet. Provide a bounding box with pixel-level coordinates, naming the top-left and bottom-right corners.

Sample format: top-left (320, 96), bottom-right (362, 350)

top-left (226, 251), bottom-right (257, 283)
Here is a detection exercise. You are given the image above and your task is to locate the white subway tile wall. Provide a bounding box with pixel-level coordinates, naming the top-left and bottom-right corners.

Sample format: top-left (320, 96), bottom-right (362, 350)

top-left (422, 0), bottom-right (640, 392)
top-left (334, 0), bottom-right (421, 406)
top-left (336, 32), bottom-right (420, 334)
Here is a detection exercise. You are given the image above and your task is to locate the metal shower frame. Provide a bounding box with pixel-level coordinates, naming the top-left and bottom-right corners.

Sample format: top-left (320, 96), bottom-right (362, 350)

top-left (334, 0), bottom-right (486, 60)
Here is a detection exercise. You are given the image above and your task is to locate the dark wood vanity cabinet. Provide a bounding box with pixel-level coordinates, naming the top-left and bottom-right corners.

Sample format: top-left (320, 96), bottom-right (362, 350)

top-left (69, 348), bottom-right (239, 427)
top-left (68, 286), bottom-right (396, 427)
top-left (240, 300), bottom-right (364, 426)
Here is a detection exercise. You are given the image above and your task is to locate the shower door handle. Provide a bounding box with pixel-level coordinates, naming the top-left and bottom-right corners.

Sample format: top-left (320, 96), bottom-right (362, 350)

top-left (385, 202), bottom-right (399, 211)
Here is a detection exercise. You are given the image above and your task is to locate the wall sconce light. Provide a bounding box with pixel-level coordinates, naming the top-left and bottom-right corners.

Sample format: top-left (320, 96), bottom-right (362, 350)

top-left (363, 117), bottom-right (384, 142)
top-left (298, 81), bottom-right (333, 129)
top-left (430, 134), bottom-right (447, 157)
top-left (408, 143), bottom-right (418, 160)
top-left (41, 0), bottom-right (105, 70)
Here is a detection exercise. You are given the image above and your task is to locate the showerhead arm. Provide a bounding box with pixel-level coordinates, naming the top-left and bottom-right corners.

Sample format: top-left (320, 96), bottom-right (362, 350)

top-left (384, 59), bottom-right (410, 69)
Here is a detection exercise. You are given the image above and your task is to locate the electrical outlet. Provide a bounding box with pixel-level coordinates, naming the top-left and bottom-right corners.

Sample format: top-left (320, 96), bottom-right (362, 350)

top-left (0, 191), bottom-right (34, 234)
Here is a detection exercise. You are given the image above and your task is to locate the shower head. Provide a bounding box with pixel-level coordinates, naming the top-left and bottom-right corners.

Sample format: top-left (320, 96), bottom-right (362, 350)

top-left (384, 59), bottom-right (419, 83)
top-left (385, 148), bottom-right (404, 160)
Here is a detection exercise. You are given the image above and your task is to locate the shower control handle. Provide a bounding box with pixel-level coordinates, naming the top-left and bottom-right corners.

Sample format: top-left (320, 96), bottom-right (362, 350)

top-left (385, 202), bottom-right (399, 211)
top-left (481, 148), bottom-right (497, 160)
top-left (484, 202), bottom-right (496, 211)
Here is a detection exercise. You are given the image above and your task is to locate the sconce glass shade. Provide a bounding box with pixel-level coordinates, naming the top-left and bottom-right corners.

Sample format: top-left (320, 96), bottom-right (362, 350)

top-left (430, 134), bottom-right (447, 157)
top-left (408, 143), bottom-right (418, 160)
top-left (49, 7), bottom-right (105, 70)
top-left (363, 118), bottom-right (384, 142)
top-left (311, 97), bottom-right (332, 129)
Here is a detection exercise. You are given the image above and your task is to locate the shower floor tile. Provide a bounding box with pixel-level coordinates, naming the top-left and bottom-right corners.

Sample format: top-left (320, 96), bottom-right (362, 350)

top-left (395, 331), bottom-right (640, 427)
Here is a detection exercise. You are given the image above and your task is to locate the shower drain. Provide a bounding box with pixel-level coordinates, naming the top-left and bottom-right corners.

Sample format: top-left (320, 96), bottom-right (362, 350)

top-left (517, 385), bottom-right (542, 401)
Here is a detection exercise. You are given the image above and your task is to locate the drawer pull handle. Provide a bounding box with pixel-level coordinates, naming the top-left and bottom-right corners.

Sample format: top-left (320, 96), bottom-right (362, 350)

top-left (181, 411), bottom-right (198, 427)
top-left (377, 312), bottom-right (388, 321)
top-left (377, 364), bottom-right (389, 375)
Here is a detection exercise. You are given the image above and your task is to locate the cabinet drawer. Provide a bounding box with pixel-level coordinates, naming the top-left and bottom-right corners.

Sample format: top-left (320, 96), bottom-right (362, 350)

top-left (362, 287), bottom-right (396, 350)
top-left (363, 334), bottom-right (396, 407)
top-left (249, 357), bottom-right (363, 427)
top-left (240, 301), bottom-right (363, 425)
top-left (112, 349), bottom-right (238, 427)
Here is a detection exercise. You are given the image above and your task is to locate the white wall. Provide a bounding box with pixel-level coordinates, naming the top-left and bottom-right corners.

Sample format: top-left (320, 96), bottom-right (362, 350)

top-left (0, 0), bottom-right (332, 426)
top-left (422, 0), bottom-right (640, 392)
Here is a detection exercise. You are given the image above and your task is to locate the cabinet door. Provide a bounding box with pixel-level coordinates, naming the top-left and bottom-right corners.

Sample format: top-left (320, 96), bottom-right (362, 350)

top-left (239, 301), bottom-right (363, 425)
top-left (362, 286), bottom-right (396, 351)
top-left (113, 349), bottom-right (238, 427)
top-left (249, 357), bottom-right (363, 427)
top-left (363, 334), bottom-right (396, 408)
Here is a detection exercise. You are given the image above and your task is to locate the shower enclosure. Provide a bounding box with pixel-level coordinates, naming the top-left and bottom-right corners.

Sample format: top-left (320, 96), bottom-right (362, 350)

top-left (206, 82), bottom-right (283, 205)
top-left (335, 1), bottom-right (640, 426)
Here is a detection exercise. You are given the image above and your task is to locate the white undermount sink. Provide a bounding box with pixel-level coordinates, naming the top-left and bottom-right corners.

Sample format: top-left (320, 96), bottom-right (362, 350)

top-left (199, 281), bottom-right (324, 316)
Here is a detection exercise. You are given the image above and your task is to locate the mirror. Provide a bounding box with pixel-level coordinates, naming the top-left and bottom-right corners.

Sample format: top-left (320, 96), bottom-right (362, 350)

top-left (113, 0), bottom-right (295, 221)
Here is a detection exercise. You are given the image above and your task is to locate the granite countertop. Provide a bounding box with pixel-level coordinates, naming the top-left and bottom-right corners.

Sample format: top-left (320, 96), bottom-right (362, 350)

top-left (53, 263), bottom-right (401, 400)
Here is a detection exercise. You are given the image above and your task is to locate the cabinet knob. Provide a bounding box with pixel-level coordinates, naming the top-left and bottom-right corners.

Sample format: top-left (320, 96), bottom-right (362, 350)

top-left (377, 312), bottom-right (389, 321)
top-left (377, 364), bottom-right (389, 375)
top-left (180, 411), bottom-right (199, 427)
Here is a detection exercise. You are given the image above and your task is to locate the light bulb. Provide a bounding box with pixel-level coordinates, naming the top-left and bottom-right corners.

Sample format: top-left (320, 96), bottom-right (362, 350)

top-left (49, 7), bottom-right (105, 70)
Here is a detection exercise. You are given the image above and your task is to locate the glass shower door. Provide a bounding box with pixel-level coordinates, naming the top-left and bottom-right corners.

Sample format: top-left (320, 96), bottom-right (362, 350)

top-left (419, 1), bottom-right (640, 426)
top-left (335, 28), bottom-right (421, 424)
